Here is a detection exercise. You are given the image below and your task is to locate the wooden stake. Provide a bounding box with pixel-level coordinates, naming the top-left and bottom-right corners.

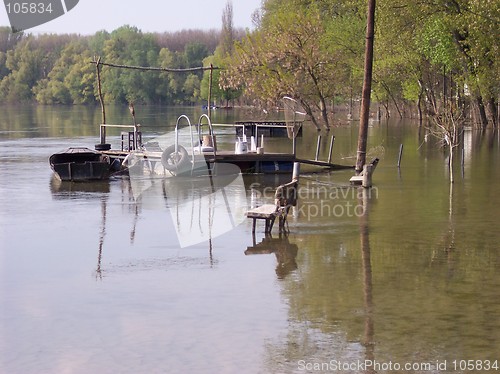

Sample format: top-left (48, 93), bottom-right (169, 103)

top-left (95, 56), bottom-right (106, 145)
top-left (328, 135), bottom-right (335, 164)
top-left (362, 164), bottom-right (373, 188)
top-left (95, 56), bottom-right (105, 126)
top-left (292, 162), bottom-right (300, 181)
top-left (397, 143), bottom-right (403, 168)
top-left (315, 135), bottom-right (322, 161)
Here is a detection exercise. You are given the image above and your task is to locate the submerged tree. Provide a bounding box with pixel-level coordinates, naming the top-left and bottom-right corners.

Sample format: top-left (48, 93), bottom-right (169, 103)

top-left (427, 108), bottom-right (463, 183)
top-left (375, 0), bottom-right (499, 127)
top-left (33, 40), bottom-right (95, 104)
top-left (222, 1), bottom-right (354, 129)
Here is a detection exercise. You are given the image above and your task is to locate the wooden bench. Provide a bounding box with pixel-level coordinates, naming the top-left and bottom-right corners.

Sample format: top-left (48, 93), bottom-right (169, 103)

top-left (349, 157), bottom-right (379, 186)
top-left (247, 179), bottom-right (298, 234)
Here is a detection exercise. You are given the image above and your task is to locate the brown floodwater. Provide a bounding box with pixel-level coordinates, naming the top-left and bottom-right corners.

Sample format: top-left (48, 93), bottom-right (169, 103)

top-left (1, 105), bottom-right (499, 373)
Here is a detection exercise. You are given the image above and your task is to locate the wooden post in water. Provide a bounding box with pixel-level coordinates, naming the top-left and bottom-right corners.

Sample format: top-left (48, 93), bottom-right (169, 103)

top-left (362, 164), bottom-right (373, 188)
top-left (328, 135), bottom-right (335, 164)
top-left (315, 134), bottom-right (322, 161)
top-left (355, 0), bottom-right (376, 175)
top-left (461, 147), bottom-right (465, 178)
top-left (397, 144), bottom-right (403, 168)
top-left (95, 56), bottom-right (106, 144)
top-left (292, 162), bottom-right (300, 181)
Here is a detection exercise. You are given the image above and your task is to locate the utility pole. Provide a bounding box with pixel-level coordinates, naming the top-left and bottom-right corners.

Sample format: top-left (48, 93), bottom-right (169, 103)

top-left (355, 0), bottom-right (376, 174)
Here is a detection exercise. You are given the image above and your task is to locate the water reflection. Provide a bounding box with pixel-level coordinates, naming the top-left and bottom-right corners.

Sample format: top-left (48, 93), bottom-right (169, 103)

top-left (49, 175), bottom-right (110, 195)
top-left (49, 176), bottom-right (111, 279)
top-left (118, 177), bottom-right (141, 244)
top-left (4, 107), bottom-right (499, 373)
top-left (431, 182), bottom-right (457, 278)
top-left (96, 195), bottom-right (107, 280)
top-left (359, 187), bottom-right (375, 373)
top-left (49, 169), bottom-right (250, 278)
top-left (158, 170), bottom-right (247, 248)
top-left (245, 234), bottom-right (299, 279)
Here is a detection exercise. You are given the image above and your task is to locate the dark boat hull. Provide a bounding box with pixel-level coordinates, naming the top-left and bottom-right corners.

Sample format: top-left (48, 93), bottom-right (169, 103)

top-left (51, 161), bottom-right (111, 181)
top-left (49, 148), bottom-right (111, 181)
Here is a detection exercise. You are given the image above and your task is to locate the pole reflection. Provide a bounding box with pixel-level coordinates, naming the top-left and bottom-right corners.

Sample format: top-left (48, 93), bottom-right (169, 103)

top-left (359, 187), bottom-right (375, 373)
top-left (95, 195), bottom-right (107, 280)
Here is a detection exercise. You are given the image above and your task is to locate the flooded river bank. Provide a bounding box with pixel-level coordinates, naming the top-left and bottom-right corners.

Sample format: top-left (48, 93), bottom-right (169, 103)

top-left (1, 105), bottom-right (499, 373)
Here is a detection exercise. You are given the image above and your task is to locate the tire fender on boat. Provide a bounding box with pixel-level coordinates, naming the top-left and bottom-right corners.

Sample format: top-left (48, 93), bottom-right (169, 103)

top-left (161, 144), bottom-right (189, 172)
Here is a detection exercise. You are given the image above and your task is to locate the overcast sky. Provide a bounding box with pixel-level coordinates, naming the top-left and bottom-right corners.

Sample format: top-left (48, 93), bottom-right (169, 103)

top-left (1, 0), bottom-right (262, 34)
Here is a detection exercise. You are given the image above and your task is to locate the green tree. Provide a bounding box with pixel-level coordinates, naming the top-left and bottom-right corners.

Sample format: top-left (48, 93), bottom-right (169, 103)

top-left (375, 0), bottom-right (499, 127)
top-left (183, 74), bottom-right (201, 103)
top-left (184, 42), bottom-right (208, 68)
top-left (223, 0), bottom-right (354, 129)
top-left (33, 40), bottom-right (94, 104)
top-left (0, 27), bottom-right (24, 80)
top-left (156, 47), bottom-right (176, 103)
top-left (101, 26), bottom-right (160, 104)
top-left (201, 47), bottom-right (242, 108)
top-left (0, 26), bottom-right (24, 53)
top-left (0, 38), bottom-right (44, 101)
top-left (89, 30), bottom-right (110, 55)
top-left (0, 33), bottom-right (75, 102)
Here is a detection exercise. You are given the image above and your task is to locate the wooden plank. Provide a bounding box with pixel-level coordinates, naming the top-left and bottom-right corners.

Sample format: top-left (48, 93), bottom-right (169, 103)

top-left (350, 175), bottom-right (363, 184)
top-left (246, 204), bottom-right (277, 219)
top-left (295, 158), bottom-right (354, 170)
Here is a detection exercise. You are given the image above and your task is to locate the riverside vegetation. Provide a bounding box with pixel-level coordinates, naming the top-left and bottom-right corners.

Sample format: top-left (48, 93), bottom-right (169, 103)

top-left (0, 0), bottom-right (498, 130)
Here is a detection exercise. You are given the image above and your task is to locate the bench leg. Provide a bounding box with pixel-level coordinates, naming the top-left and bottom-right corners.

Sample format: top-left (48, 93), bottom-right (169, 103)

top-left (264, 219), bottom-right (270, 233)
top-left (252, 218), bottom-right (257, 233)
top-left (268, 217), bottom-right (276, 232)
top-left (281, 216), bottom-right (290, 233)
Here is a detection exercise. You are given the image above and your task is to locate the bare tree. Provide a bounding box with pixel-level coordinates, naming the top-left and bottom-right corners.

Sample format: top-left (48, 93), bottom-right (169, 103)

top-left (427, 109), bottom-right (463, 183)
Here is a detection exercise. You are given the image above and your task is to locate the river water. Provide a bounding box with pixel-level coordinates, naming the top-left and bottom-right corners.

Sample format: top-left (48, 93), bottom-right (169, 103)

top-left (1, 105), bottom-right (499, 374)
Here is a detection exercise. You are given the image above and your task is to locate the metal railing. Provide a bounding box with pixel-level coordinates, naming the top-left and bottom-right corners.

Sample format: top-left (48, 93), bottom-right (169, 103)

top-left (99, 123), bottom-right (141, 151)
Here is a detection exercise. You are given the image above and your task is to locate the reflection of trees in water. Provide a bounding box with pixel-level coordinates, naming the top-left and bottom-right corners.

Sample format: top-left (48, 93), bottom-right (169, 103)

top-left (262, 188), bottom-right (376, 373)
top-left (431, 182), bottom-right (456, 277)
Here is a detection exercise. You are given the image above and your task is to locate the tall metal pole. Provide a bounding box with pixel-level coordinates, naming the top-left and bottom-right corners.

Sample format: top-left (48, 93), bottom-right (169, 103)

top-left (355, 0), bottom-right (376, 174)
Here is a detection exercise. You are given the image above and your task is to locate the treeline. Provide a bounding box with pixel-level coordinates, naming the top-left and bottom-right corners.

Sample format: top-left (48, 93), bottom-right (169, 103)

top-left (222, 0), bottom-right (499, 128)
top-left (1, 0), bottom-right (499, 129)
top-left (0, 25), bottom-right (244, 105)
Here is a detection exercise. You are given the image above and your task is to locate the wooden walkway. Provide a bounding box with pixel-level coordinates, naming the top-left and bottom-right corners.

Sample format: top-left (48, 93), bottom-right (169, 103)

top-left (102, 149), bottom-right (353, 174)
